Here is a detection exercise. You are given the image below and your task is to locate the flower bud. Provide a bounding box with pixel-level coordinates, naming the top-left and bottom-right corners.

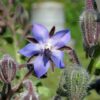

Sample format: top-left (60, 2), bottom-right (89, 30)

top-left (20, 80), bottom-right (39, 100)
top-left (79, 0), bottom-right (100, 57)
top-left (0, 54), bottom-right (17, 83)
top-left (57, 64), bottom-right (89, 100)
top-left (80, 9), bottom-right (97, 46)
top-left (85, 0), bottom-right (94, 10)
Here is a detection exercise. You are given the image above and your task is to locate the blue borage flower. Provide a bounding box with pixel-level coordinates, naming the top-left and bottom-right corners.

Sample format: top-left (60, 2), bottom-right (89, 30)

top-left (19, 24), bottom-right (71, 78)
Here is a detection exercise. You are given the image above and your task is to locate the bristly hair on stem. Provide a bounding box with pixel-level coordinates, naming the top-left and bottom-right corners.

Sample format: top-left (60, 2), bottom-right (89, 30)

top-left (61, 46), bottom-right (81, 65)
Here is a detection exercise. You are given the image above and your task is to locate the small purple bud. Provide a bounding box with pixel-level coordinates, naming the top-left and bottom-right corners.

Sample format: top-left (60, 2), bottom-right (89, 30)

top-left (80, 9), bottom-right (97, 47)
top-left (79, 8), bottom-right (100, 57)
top-left (0, 54), bottom-right (17, 83)
top-left (85, 0), bottom-right (94, 10)
top-left (20, 80), bottom-right (39, 100)
top-left (79, 1), bottom-right (100, 57)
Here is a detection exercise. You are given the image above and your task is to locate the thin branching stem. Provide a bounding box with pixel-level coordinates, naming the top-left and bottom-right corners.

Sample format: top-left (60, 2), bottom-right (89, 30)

top-left (0, 0), bottom-right (21, 63)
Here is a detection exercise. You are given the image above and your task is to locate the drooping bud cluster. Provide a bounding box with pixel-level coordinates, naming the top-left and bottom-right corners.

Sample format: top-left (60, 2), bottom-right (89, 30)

top-left (57, 64), bottom-right (89, 100)
top-left (0, 54), bottom-right (17, 83)
top-left (80, 0), bottom-right (100, 57)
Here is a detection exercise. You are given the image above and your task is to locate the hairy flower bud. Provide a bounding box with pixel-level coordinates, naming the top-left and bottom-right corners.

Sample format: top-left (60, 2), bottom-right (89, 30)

top-left (79, 0), bottom-right (100, 57)
top-left (20, 80), bottom-right (39, 100)
top-left (0, 54), bottom-right (17, 83)
top-left (57, 64), bottom-right (89, 100)
top-left (80, 9), bottom-right (97, 46)
top-left (85, 0), bottom-right (94, 9)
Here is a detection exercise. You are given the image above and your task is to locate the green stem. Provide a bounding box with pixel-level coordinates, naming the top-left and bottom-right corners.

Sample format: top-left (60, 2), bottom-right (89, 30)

top-left (87, 45), bottom-right (100, 74)
top-left (87, 58), bottom-right (95, 74)
top-left (1, 83), bottom-right (12, 100)
top-left (7, 17), bottom-right (21, 63)
top-left (13, 32), bottom-right (21, 63)
top-left (1, 83), bottom-right (7, 100)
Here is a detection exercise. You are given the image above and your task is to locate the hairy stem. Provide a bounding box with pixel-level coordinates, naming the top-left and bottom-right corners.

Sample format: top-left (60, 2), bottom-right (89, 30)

top-left (12, 70), bottom-right (33, 93)
top-left (7, 16), bottom-right (21, 63)
top-left (87, 58), bottom-right (95, 74)
top-left (1, 83), bottom-right (12, 100)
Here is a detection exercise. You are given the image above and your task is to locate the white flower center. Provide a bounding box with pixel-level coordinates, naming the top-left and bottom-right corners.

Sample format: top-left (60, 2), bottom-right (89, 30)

top-left (40, 39), bottom-right (53, 54)
top-left (45, 42), bottom-right (52, 50)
